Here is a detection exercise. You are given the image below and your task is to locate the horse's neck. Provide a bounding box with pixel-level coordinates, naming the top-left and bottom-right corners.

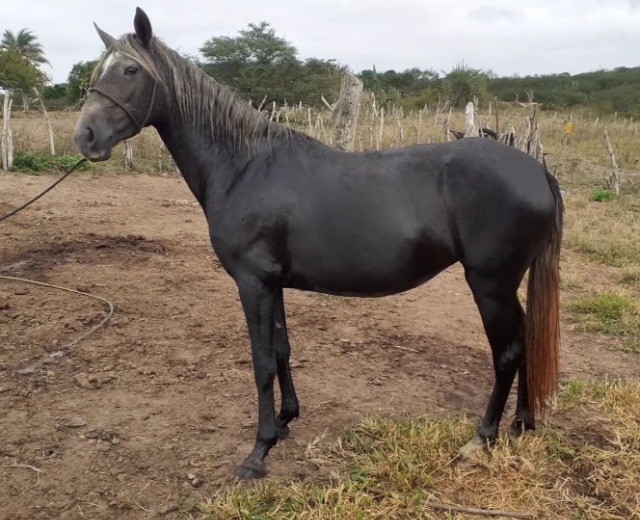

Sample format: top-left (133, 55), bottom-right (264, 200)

top-left (155, 116), bottom-right (246, 207)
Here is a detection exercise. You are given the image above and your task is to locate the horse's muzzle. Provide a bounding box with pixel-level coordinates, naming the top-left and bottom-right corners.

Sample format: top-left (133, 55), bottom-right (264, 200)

top-left (73, 118), bottom-right (113, 162)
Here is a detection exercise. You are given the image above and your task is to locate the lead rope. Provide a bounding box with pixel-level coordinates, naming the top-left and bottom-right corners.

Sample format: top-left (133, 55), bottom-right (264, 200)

top-left (0, 158), bottom-right (87, 222)
top-left (1, 157), bottom-right (115, 357)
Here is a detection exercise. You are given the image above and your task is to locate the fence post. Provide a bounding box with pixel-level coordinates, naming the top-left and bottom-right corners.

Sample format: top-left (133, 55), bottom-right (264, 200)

top-left (1, 93), bottom-right (15, 171)
top-left (333, 70), bottom-right (363, 151)
top-left (124, 139), bottom-right (133, 171)
top-left (603, 130), bottom-right (621, 195)
top-left (33, 87), bottom-right (56, 156)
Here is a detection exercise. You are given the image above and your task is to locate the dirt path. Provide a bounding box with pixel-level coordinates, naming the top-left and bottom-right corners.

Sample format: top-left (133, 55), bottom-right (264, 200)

top-left (1, 173), bottom-right (637, 519)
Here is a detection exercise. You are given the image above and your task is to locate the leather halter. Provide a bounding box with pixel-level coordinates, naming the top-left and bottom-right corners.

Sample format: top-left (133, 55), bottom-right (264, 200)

top-left (88, 80), bottom-right (157, 131)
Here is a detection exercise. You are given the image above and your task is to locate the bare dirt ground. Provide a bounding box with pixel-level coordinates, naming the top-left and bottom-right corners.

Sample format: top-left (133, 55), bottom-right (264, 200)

top-left (1, 173), bottom-right (638, 519)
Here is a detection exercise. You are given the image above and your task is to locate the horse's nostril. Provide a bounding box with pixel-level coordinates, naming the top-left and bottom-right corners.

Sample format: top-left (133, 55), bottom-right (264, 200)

top-left (86, 126), bottom-right (95, 143)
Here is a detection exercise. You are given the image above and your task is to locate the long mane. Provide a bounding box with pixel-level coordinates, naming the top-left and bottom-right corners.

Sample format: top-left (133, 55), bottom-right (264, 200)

top-left (92, 34), bottom-right (308, 150)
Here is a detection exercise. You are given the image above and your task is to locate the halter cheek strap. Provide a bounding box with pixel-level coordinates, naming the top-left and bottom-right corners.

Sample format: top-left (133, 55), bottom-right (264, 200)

top-left (88, 80), bottom-right (157, 131)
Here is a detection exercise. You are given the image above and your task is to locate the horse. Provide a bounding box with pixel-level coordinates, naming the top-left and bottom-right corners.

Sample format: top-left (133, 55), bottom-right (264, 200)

top-left (73, 8), bottom-right (563, 480)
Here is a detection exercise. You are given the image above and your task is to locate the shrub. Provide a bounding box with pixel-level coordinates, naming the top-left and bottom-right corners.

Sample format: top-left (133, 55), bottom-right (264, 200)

top-left (12, 152), bottom-right (91, 173)
top-left (13, 151), bottom-right (51, 173)
top-left (590, 189), bottom-right (616, 202)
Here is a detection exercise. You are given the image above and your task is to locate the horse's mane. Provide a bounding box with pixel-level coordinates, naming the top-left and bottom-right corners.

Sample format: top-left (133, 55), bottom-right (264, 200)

top-left (92, 34), bottom-right (308, 149)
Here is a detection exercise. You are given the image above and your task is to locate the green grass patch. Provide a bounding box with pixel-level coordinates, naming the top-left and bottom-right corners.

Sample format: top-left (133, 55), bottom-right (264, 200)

top-left (567, 237), bottom-right (639, 268)
top-left (566, 292), bottom-right (640, 351)
top-left (589, 189), bottom-right (616, 202)
top-left (13, 151), bottom-right (91, 174)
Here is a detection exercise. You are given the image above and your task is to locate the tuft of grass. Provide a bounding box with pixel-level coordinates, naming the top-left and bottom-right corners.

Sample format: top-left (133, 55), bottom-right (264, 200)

top-left (590, 189), bottom-right (616, 202)
top-left (568, 237), bottom-right (639, 268)
top-left (560, 272), bottom-right (585, 291)
top-left (619, 266), bottom-right (640, 287)
top-left (567, 292), bottom-right (635, 328)
top-left (193, 380), bottom-right (640, 520)
top-left (566, 292), bottom-right (640, 351)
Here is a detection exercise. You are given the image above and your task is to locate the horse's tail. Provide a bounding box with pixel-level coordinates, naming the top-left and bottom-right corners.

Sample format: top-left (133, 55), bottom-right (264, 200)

top-left (525, 171), bottom-right (563, 415)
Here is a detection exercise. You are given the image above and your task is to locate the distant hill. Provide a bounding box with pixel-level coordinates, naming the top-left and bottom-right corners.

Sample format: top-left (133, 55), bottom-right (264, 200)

top-left (489, 67), bottom-right (640, 116)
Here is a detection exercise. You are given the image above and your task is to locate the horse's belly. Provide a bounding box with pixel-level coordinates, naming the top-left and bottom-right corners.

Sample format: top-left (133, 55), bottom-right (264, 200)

top-left (284, 240), bottom-right (456, 297)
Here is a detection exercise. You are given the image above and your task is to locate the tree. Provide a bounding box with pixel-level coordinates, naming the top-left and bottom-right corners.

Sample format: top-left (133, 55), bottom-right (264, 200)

top-left (0, 28), bottom-right (49, 110)
top-left (0, 48), bottom-right (45, 92)
top-left (359, 67), bottom-right (440, 109)
top-left (199, 22), bottom-right (341, 106)
top-left (66, 60), bottom-right (98, 105)
top-left (441, 62), bottom-right (493, 108)
top-left (200, 21), bottom-right (298, 103)
top-left (1, 29), bottom-right (49, 66)
top-left (201, 21), bottom-right (297, 66)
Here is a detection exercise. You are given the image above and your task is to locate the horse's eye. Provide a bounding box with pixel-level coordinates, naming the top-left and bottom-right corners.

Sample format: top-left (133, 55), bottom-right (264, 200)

top-left (125, 65), bottom-right (139, 75)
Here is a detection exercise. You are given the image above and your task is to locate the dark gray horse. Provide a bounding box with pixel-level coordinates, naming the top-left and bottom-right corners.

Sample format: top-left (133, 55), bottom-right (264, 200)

top-left (74, 8), bottom-right (563, 480)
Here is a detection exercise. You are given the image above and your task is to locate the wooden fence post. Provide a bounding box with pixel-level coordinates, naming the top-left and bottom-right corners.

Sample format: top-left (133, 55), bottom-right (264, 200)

top-left (603, 130), bottom-right (621, 195)
top-left (1, 93), bottom-right (15, 171)
top-left (332, 70), bottom-right (363, 151)
top-left (124, 139), bottom-right (133, 171)
top-left (33, 87), bottom-right (56, 156)
top-left (464, 101), bottom-right (476, 137)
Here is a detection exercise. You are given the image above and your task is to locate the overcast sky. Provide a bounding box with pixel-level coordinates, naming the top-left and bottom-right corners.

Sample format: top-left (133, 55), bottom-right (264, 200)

top-left (3, 0), bottom-right (640, 84)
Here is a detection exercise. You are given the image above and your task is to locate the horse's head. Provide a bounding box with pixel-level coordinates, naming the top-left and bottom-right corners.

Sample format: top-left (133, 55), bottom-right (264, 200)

top-left (74, 8), bottom-right (159, 161)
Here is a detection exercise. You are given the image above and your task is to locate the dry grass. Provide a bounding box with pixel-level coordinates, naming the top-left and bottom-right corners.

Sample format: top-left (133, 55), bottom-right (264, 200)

top-left (191, 380), bottom-right (640, 520)
top-left (5, 102), bottom-right (640, 180)
top-left (563, 191), bottom-right (640, 269)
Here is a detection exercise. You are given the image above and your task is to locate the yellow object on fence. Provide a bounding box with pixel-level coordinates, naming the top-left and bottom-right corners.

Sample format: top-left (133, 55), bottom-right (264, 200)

top-left (565, 122), bottom-right (574, 135)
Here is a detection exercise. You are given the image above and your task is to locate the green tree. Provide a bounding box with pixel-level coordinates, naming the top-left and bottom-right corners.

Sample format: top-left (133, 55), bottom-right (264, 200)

top-left (359, 67), bottom-right (440, 109)
top-left (0, 48), bottom-right (45, 92)
top-left (201, 21), bottom-right (297, 66)
top-left (1, 28), bottom-right (49, 66)
top-left (441, 62), bottom-right (492, 108)
top-left (199, 22), bottom-right (340, 106)
top-left (200, 21), bottom-right (299, 103)
top-left (0, 28), bottom-right (49, 110)
top-left (66, 60), bottom-right (98, 105)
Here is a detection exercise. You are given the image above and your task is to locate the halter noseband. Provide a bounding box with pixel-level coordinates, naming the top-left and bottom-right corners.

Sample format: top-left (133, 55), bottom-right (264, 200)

top-left (88, 80), bottom-right (158, 131)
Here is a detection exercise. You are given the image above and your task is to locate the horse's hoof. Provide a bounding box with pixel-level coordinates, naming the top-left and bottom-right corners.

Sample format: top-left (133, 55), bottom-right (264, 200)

top-left (509, 417), bottom-right (536, 438)
top-left (234, 459), bottom-right (268, 480)
top-left (276, 423), bottom-right (290, 440)
top-left (456, 435), bottom-right (486, 461)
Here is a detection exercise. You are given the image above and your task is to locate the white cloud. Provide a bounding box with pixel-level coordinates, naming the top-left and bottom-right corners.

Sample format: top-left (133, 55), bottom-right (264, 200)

top-left (2, 0), bottom-right (639, 84)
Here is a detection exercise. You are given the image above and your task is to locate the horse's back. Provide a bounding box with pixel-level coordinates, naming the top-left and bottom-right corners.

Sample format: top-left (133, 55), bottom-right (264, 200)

top-left (213, 137), bottom-right (557, 294)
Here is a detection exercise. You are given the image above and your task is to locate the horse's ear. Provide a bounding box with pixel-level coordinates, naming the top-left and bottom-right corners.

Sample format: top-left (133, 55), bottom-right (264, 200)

top-left (93, 23), bottom-right (116, 49)
top-left (134, 7), bottom-right (153, 48)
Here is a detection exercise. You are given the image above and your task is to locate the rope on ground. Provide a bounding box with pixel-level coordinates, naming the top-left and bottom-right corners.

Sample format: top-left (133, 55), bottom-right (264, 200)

top-left (0, 275), bottom-right (114, 348)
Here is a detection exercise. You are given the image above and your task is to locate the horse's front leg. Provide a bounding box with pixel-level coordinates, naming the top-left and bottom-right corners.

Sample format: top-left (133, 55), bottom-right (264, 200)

top-left (234, 276), bottom-right (279, 480)
top-left (274, 288), bottom-right (299, 440)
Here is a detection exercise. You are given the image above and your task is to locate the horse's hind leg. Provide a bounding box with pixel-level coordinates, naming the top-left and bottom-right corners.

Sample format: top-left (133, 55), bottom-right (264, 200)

top-left (274, 289), bottom-right (299, 440)
top-left (458, 268), bottom-right (525, 458)
top-left (512, 364), bottom-right (535, 434)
